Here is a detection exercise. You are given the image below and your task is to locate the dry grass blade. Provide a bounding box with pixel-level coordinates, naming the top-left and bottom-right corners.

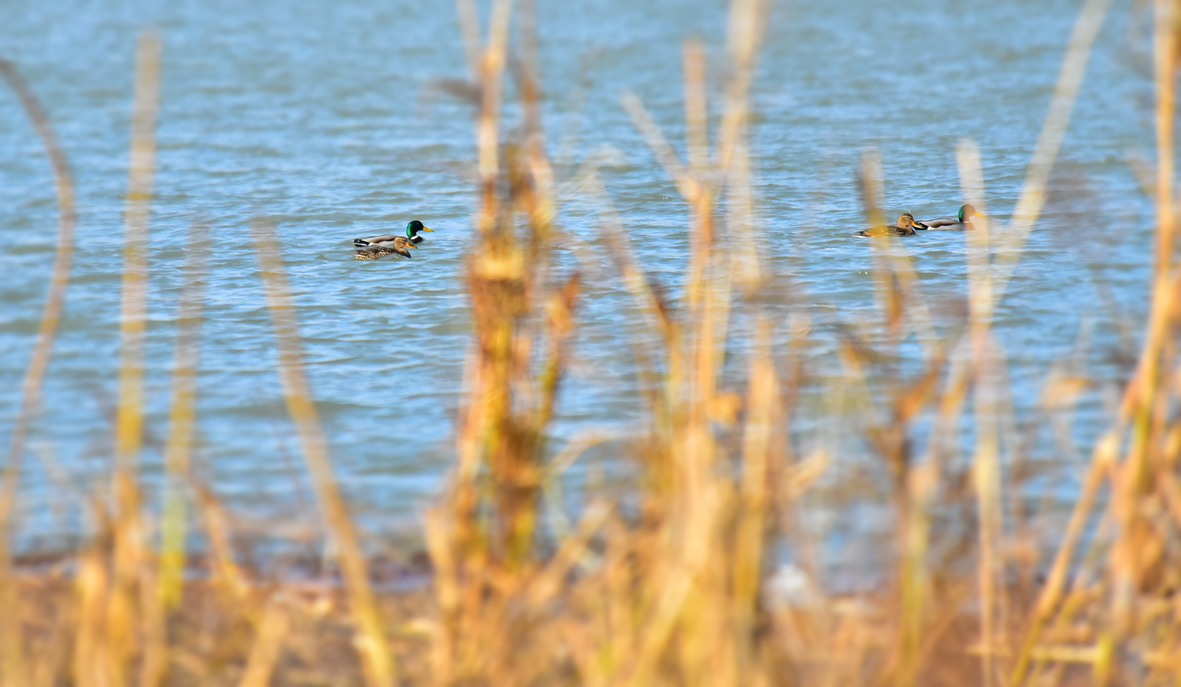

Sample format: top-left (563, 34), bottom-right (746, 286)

top-left (250, 217), bottom-right (397, 687)
top-left (455, 0), bottom-right (482, 82)
top-left (476, 0), bottom-right (512, 229)
top-left (237, 598), bottom-right (290, 687)
top-left (0, 58), bottom-right (78, 502)
top-left (1152, 0), bottom-right (1176, 281)
top-left (193, 484), bottom-right (250, 601)
top-left (588, 173), bottom-right (671, 344)
top-left (1010, 432), bottom-right (1118, 685)
top-left (683, 39), bottom-right (708, 177)
top-left (620, 91), bottom-right (698, 202)
top-left (857, 151), bottom-right (899, 328)
top-left (525, 500), bottom-right (612, 608)
top-left (158, 218), bottom-right (210, 611)
top-left (956, 140), bottom-right (1003, 686)
top-left (138, 219), bottom-right (212, 687)
top-left (116, 30), bottom-right (161, 473)
top-left (0, 55), bottom-right (78, 687)
top-left (106, 31), bottom-right (162, 687)
top-left (988, 0), bottom-right (1112, 309)
top-left (727, 133), bottom-right (762, 292)
top-left (716, 0), bottom-right (765, 178)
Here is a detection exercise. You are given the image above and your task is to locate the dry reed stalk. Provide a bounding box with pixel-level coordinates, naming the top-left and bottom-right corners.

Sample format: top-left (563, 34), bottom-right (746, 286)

top-left (620, 92), bottom-right (698, 200)
top-left (476, 0), bottom-right (512, 230)
top-left (0, 57), bottom-right (77, 687)
top-left (1001, 3), bottom-right (1180, 683)
top-left (104, 31), bottom-right (162, 687)
top-left (727, 134), bottom-right (762, 293)
top-left (594, 2), bottom-right (770, 684)
top-left (450, 0), bottom-right (513, 568)
top-left (115, 30), bottom-right (161, 472)
top-left (519, 0), bottom-right (565, 449)
top-left (988, 0), bottom-right (1112, 308)
top-left (592, 176), bottom-right (678, 449)
top-left (455, 0), bottom-right (483, 84)
top-left (717, 0), bottom-right (764, 177)
top-left (251, 217), bottom-right (397, 687)
top-left (158, 219), bottom-right (210, 610)
top-left (74, 529), bottom-right (113, 687)
top-left (236, 597), bottom-right (290, 687)
top-left (523, 500), bottom-right (612, 610)
top-left (1092, 2), bottom-right (1181, 681)
top-left (136, 219), bottom-right (211, 687)
top-left (1153, 0), bottom-right (1176, 282)
top-left (855, 152), bottom-right (900, 334)
top-left (433, 0), bottom-right (580, 676)
top-left (896, 446), bottom-right (937, 687)
top-left (733, 324), bottom-right (780, 681)
top-left (0, 59), bottom-right (78, 505)
top-left (193, 485), bottom-right (251, 601)
top-left (430, 0), bottom-right (775, 681)
top-left (956, 140), bottom-right (1004, 686)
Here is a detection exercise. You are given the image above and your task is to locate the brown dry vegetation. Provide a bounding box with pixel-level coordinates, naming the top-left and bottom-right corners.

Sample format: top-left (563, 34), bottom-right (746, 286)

top-left (2, 0), bottom-right (1181, 685)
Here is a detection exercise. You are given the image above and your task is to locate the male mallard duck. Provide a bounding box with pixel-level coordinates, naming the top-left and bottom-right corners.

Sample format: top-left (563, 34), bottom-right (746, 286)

top-left (856, 213), bottom-right (920, 237)
top-left (914, 204), bottom-right (985, 231)
top-left (352, 220), bottom-right (434, 247)
top-left (353, 236), bottom-right (414, 260)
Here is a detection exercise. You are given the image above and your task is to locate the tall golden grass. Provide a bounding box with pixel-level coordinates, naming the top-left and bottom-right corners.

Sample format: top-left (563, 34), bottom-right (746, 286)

top-left (0, 0), bottom-right (1178, 684)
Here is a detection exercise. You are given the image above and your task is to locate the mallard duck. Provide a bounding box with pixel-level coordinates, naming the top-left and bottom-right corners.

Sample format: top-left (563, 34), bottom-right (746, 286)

top-left (914, 204), bottom-right (985, 230)
top-left (856, 213), bottom-right (920, 237)
top-left (353, 236), bottom-right (414, 260)
top-left (352, 220), bottom-right (434, 247)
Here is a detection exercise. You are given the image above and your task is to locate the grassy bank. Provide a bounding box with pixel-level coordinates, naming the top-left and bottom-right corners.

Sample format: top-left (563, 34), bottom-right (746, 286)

top-left (2, 0), bottom-right (1179, 684)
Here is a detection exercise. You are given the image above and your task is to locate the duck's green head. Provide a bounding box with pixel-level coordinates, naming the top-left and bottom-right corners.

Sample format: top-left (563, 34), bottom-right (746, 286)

top-left (959, 204), bottom-right (985, 222)
top-left (406, 220), bottom-right (434, 238)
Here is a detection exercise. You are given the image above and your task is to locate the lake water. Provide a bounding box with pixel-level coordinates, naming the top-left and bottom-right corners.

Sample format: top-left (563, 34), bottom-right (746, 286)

top-left (0, 0), bottom-right (1153, 543)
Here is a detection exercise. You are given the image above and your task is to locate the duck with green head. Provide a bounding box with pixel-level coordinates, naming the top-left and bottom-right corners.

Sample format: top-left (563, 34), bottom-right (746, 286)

top-left (352, 220), bottom-right (434, 247)
top-left (856, 213), bottom-right (921, 237)
top-left (914, 204), bottom-right (985, 230)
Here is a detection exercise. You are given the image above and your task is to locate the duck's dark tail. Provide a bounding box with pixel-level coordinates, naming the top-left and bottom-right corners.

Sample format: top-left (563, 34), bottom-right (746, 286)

top-left (352, 238), bottom-right (372, 247)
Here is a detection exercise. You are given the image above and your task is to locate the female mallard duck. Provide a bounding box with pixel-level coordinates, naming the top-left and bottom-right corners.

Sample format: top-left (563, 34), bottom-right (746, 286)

top-left (353, 220), bottom-right (434, 247)
top-left (914, 204), bottom-right (985, 230)
top-left (856, 213), bottom-right (920, 237)
top-left (353, 236), bottom-right (415, 260)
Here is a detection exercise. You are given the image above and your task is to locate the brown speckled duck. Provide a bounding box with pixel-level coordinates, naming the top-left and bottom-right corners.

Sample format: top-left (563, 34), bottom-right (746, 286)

top-left (353, 236), bottom-right (414, 260)
top-left (856, 213), bottom-right (920, 238)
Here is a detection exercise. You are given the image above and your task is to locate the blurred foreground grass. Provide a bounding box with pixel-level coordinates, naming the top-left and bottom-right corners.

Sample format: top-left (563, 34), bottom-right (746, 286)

top-left (3, 0), bottom-right (1181, 684)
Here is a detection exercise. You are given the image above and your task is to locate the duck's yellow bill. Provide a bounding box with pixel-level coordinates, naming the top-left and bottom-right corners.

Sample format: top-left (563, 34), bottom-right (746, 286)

top-left (421, 226), bottom-right (435, 232)
top-left (976, 211), bottom-right (987, 217)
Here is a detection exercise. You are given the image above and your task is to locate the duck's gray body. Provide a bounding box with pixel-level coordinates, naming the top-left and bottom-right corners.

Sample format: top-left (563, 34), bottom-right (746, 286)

top-left (914, 216), bottom-right (968, 230)
top-left (352, 220), bottom-right (433, 247)
top-left (914, 204), bottom-right (983, 231)
top-left (352, 233), bottom-right (422, 247)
